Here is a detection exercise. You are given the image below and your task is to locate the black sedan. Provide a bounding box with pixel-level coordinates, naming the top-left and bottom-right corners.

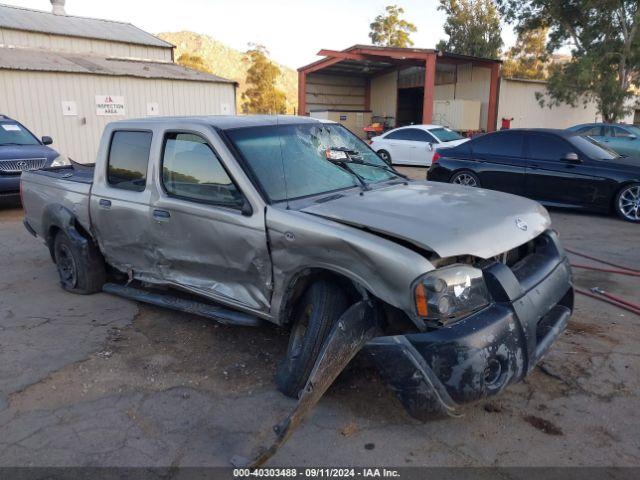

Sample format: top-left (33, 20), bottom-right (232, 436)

top-left (427, 128), bottom-right (640, 222)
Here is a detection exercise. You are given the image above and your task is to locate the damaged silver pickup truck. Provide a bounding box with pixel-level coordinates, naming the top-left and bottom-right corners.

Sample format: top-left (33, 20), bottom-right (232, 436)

top-left (21, 116), bottom-right (573, 460)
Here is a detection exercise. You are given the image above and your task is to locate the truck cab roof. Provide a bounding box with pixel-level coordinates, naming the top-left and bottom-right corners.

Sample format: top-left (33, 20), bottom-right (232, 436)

top-left (112, 115), bottom-right (323, 131)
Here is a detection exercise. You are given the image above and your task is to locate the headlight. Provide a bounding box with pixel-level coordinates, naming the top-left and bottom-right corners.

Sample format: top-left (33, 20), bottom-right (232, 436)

top-left (49, 156), bottom-right (71, 167)
top-left (414, 264), bottom-right (490, 325)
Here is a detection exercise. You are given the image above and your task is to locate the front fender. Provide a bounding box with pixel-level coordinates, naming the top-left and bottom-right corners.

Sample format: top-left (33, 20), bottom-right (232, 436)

top-left (266, 208), bottom-right (435, 329)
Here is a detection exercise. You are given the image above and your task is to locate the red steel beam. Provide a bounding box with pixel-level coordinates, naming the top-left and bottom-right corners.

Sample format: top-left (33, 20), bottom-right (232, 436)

top-left (487, 63), bottom-right (500, 132)
top-left (422, 53), bottom-right (437, 124)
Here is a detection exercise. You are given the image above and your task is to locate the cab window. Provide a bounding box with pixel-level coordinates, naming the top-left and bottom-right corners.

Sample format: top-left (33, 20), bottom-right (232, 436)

top-left (107, 131), bottom-right (152, 192)
top-left (161, 132), bottom-right (244, 208)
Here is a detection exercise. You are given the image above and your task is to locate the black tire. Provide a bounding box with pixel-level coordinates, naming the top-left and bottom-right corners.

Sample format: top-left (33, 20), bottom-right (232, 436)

top-left (377, 150), bottom-right (392, 165)
top-left (53, 231), bottom-right (106, 294)
top-left (276, 280), bottom-right (350, 398)
top-left (450, 170), bottom-right (481, 188)
top-left (614, 183), bottom-right (640, 223)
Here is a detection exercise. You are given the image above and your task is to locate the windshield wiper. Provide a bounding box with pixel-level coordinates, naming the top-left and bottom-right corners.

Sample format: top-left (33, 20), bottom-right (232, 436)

top-left (349, 158), bottom-right (409, 180)
top-left (336, 161), bottom-right (371, 192)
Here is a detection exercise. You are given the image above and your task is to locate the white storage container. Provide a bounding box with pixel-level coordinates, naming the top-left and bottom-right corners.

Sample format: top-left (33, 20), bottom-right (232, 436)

top-left (433, 100), bottom-right (482, 131)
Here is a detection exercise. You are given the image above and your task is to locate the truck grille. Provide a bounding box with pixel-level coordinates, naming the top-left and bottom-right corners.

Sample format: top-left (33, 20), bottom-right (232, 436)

top-left (0, 158), bottom-right (47, 173)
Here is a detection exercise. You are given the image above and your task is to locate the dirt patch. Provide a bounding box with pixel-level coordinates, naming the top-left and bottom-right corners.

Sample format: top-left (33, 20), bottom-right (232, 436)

top-left (523, 415), bottom-right (564, 436)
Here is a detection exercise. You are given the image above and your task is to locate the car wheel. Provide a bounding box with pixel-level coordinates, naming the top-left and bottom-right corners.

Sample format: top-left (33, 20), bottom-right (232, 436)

top-left (54, 231), bottom-right (106, 294)
top-left (615, 183), bottom-right (640, 222)
top-left (377, 150), bottom-right (392, 165)
top-left (276, 279), bottom-right (350, 398)
top-left (450, 171), bottom-right (480, 187)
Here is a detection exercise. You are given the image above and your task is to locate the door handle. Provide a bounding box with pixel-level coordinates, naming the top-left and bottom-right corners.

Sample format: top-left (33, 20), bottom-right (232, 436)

top-left (153, 209), bottom-right (171, 221)
top-left (99, 199), bottom-right (111, 208)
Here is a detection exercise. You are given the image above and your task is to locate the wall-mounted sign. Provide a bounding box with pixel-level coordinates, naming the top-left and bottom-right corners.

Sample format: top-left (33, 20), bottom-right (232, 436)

top-left (61, 101), bottom-right (78, 116)
top-left (340, 115), bottom-right (348, 121)
top-left (147, 102), bottom-right (159, 116)
top-left (95, 95), bottom-right (125, 116)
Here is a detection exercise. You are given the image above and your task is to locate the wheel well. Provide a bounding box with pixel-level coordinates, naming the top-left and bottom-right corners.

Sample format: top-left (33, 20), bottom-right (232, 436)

top-left (611, 181), bottom-right (640, 213)
top-left (280, 269), bottom-right (361, 327)
top-left (279, 269), bottom-right (419, 334)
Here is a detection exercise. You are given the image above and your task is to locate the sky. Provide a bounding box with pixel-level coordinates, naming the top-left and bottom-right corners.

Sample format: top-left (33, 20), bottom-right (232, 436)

top-left (2, 0), bottom-right (517, 68)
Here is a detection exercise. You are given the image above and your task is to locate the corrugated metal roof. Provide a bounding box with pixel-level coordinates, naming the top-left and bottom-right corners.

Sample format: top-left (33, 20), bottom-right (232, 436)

top-left (0, 3), bottom-right (173, 48)
top-left (0, 47), bottom-right (237, 84)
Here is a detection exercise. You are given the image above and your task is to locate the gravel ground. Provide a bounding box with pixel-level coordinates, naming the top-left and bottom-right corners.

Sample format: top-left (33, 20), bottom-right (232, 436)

top-left (0, 175), bottom-right (639, 468)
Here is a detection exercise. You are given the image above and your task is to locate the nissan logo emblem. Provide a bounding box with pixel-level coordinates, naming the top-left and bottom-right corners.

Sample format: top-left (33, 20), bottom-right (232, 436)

top-left (515, 217), bottom-right (528, 231)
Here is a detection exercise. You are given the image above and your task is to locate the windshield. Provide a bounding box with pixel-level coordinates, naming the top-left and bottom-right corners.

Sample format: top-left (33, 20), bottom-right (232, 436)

top-left (0, 122), bottom-right (40, 146)
top-left (570, 135), bottom-right (620, 160)
top-left (226, 123), bottom-right (396, 202)
top-left (430, 127), bottom-right (464, 143)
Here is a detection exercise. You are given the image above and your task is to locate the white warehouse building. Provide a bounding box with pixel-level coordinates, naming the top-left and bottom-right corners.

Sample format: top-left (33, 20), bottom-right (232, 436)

top-left (0, 0), bottom-right (237, 162)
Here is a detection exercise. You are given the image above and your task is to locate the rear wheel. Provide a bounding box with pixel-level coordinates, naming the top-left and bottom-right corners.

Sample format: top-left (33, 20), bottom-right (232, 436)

top-left (615, 183), bottom-right (640, 223)
top-left (377, 150), bottom-right (392, 165)
top-left (276, 280), bottom-right (350, 398)
top-left (54, 231), bottom-right (106, 294)
top-left (450, 171), bottom-right (480, 188)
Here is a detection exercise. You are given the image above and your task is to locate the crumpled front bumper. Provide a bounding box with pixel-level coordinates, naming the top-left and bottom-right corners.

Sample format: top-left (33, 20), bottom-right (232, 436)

top-left (366, 231), bottom-right (573, 420)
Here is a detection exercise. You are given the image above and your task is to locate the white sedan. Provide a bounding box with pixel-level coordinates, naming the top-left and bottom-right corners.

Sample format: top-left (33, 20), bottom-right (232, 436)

top-left (370, 124), bottom-right (469, 166)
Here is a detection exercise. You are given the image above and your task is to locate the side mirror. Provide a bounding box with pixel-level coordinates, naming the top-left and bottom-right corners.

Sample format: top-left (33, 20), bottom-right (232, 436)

top-left (240, 198), bottom-right (253, 217)
top-left (41, 136), bottom-right (53, 145)
top-left (428, 142), bottom-right (433, 151)
top-left (627, 134), bottom-right (637, 140)
top-left (564, 152), bottom-right (581, 163)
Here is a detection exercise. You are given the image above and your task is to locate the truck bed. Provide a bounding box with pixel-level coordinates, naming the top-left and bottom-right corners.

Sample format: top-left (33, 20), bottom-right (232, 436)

top-left (21, 164), bottom-right (94, 239)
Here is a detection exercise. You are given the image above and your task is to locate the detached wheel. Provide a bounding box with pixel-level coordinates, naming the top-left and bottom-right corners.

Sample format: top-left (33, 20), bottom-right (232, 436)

top-left (276, 280), bottom-right (350, 398)
top-left (377, 150), bottom-right (392, 165)
top-left (54, 231), bottom-right (106, 294)
top-left (450, 170), bottom-right (480, 187)
top-left (615, 183), bottom-right (640, 223)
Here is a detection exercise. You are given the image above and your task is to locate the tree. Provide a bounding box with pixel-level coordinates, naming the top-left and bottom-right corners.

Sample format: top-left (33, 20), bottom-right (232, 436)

top-left (369, 5), bottom-right (417, 48)
top-left (502, 28), bottom-right (548, 79)
top-left (241, 44), bottom-right (287, 115)
top-left (497, 0), bottom-right (640, 122)
top-left (437, 0), bottom-right (503, 59)
top-left (177, 53), bottom-right (210, 73)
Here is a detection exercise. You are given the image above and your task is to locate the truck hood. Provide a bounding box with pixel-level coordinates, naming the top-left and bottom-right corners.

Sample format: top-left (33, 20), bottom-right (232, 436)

top-left (300, 181), bottom-right (551, 259)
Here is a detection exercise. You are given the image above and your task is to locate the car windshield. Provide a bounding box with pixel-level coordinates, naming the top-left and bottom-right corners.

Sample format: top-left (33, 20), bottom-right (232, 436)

top-left (0, 122), bottom-right (40, 146)
top-left (429, 127), bottom-right (464, 142)
top-left (226, 123), bottom-right (396, 202)
top-left (570, 135), bottom-right (620, 160)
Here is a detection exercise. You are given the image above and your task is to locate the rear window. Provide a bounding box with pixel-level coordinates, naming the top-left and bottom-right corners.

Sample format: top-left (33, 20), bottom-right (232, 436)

top-left (0, 122), bottom-right (40, 146)
top-left (107, 131), bottom-right (152, 192)
top-left (429, 128), bottom-right (464, 142)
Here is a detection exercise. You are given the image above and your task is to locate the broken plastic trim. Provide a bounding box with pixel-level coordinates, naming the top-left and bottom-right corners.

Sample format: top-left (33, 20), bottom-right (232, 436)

top-left (232, 300), bottom-right (382, 468)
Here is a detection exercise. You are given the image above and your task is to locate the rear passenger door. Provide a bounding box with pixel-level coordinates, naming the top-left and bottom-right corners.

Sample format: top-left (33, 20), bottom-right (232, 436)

top-left (524, 133), bottom-right (603, 207)
top-left (148, 128), bottom-right (272, 314)
top-left (90, 129), bottom-right (155, 276)
top-left (469, 132), bottom-right (526, 195)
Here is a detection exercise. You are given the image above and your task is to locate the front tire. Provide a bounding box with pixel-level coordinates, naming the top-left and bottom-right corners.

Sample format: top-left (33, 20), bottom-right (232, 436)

top-left (53, 231), bottom-right (106, 294)
top-left (615, 183), bottom-right (640, 222)
top-left (377, 150), bottom-right (392, 165)
top-left (450, 170), bottom-right (480, 188)
top-left (276, 280), bottom-right (350, 398)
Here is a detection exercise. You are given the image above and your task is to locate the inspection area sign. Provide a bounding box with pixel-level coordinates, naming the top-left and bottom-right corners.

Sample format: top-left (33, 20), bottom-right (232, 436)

top-left (95, 95), bottom-right (126, 116)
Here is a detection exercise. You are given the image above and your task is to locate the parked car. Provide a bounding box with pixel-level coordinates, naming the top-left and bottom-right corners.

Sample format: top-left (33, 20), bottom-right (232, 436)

top-left (427, 128), bottom-right (640, 222)
top-left (567, 123), bottom-right (640, 158)
top-left (21, 116), bottom-right (573, 421)
top-left (0, 115), bottom-right (62, 198)
top-left (370, 124), bottom-right (469, 166)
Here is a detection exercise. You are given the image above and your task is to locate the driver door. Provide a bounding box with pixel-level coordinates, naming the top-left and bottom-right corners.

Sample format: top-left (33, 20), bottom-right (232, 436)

top-left (147, 126), bottom-right (272, 314)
